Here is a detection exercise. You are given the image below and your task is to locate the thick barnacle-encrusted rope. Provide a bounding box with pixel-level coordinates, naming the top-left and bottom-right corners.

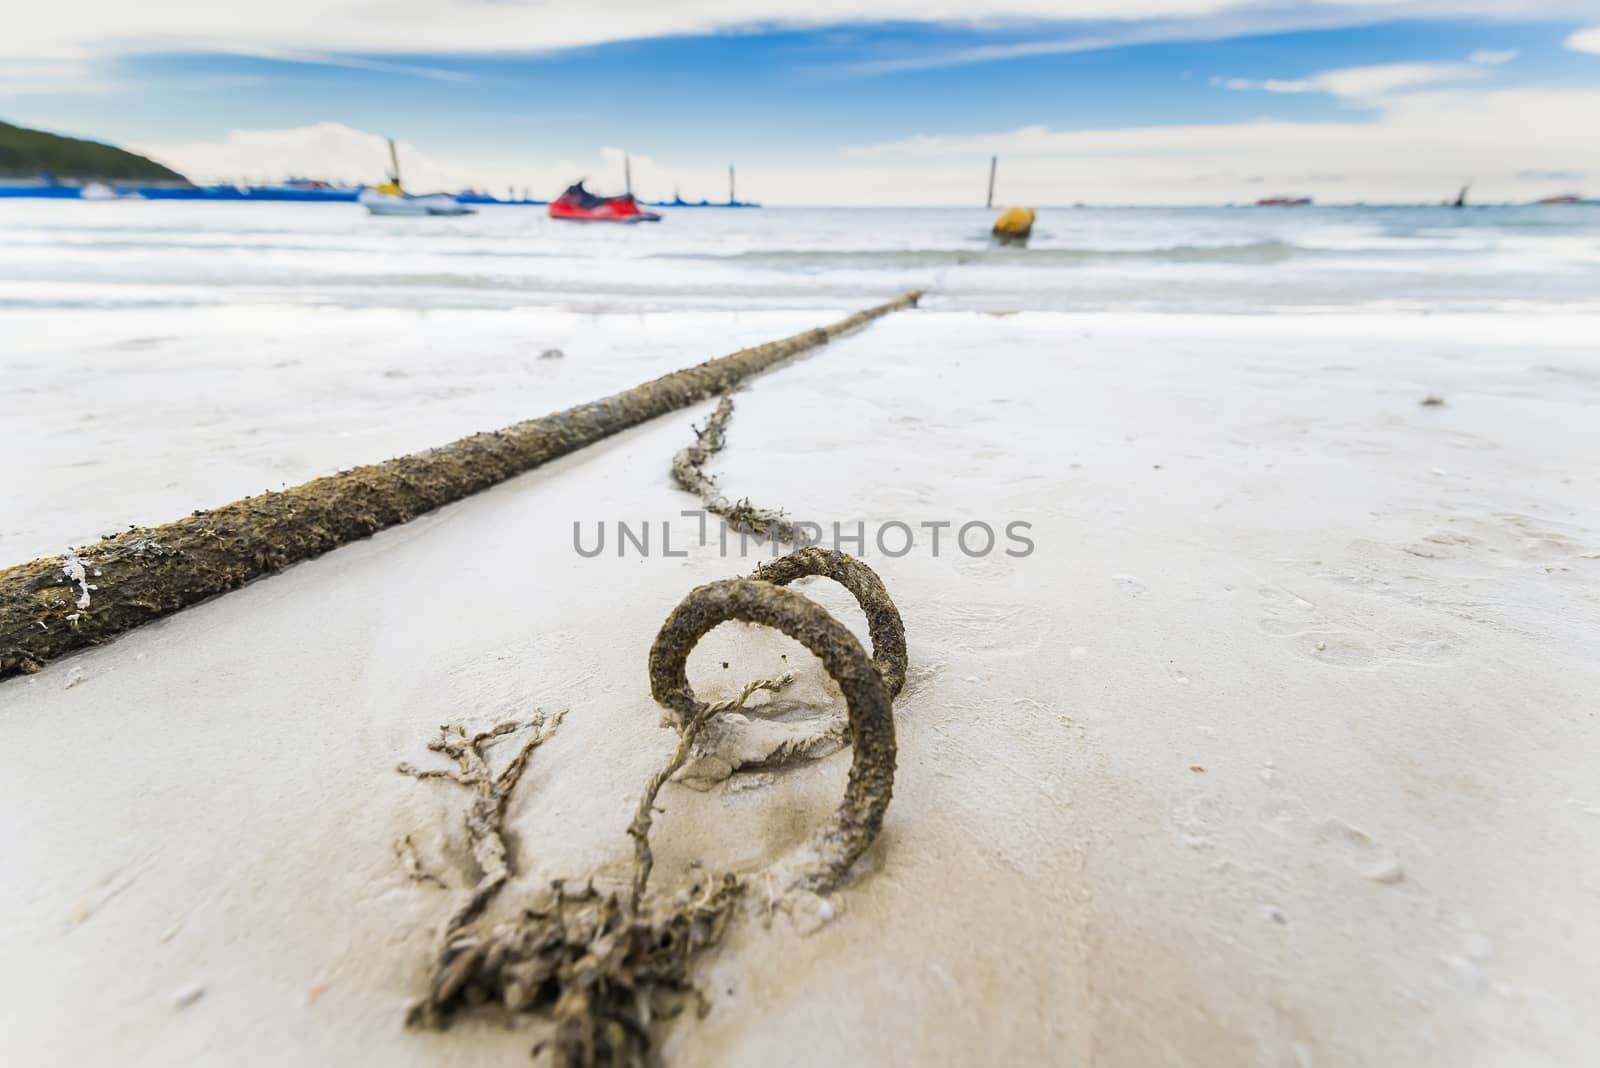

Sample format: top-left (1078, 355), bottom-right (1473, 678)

top-left (0, 291), bottom-right (922, 681)
top-left (647, 557), bottom-right (902, 894)
top-left (752, 547), bottom-right (907, 700)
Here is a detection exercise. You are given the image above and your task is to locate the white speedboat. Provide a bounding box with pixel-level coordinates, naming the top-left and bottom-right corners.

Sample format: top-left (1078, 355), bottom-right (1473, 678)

top-left (80, 182), bottom-right (142, 201)
top-left (358, 185), bottom-right (474, 216)
top-left (359, 138), bottom-right (475, 216)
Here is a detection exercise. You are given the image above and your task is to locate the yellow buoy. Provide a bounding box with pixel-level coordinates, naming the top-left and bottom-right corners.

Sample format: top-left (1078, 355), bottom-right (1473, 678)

top-left (992, 206), bottom-right (1035, 243)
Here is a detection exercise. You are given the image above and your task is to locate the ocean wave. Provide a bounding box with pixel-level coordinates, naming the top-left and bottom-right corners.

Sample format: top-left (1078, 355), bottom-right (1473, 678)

top-left (658, 240), bottom-right (1302, 269)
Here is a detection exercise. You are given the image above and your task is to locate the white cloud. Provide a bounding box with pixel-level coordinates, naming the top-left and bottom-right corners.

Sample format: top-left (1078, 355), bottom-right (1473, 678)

top-left (132, 81), bottom-right (1600, 206)
top-left (1468, 48), bottom-right (1518, 64)
top-left (0, 58), bottom-right (120, 97)
top-left (230, 49), bottom-right (471, 81)
top-left (1566, 26), bottom-right (1600, 54)
top-left (131, 122), bottom-right (719, 199)
top-left (838, 85), bottom-right (1600, 205)
top-left (131, 123), bottom-right (460, 189)
top-left (1215, 75), bottom-right (1313, 92)
top-left (1306, 61), bottom-right (1485, 97)
top-left (830, 6), bottom-right (1373, 75)
top-left (0, 1), bottom-right (1591, 89)
top-left (1219, 61), bottom-right (1485, 100)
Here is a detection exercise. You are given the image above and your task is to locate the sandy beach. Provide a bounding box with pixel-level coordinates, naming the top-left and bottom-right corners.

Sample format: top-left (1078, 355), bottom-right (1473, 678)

top-left (10, 0), bottom-right (1600, 1058)
top-left (4, 281), bottom-right (1598, 1064)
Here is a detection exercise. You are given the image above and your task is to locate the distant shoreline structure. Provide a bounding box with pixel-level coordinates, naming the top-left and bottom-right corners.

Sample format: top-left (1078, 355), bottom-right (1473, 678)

top-left (0, 183), bottom-right (1588, 210)
top-left (0, 181), bottom-right (761, 207)
top-left (1, 120), bottom-right (764, 207)
top-left (3, 121), bottom-right (1590, 212)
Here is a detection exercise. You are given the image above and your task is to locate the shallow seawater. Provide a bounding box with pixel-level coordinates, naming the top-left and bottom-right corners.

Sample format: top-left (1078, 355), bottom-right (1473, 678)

top-left (3, 200), bottom-right (1599, 314)
top-left (4, 198), bottom-right (1598, 560)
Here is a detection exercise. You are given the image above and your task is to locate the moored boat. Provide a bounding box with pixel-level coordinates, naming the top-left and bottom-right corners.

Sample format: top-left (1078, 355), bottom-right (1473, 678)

top-left (79, 181), bottom-right (141, 201)
top-left (548, 180), bottom-right (661, 223)
top-left (359, 183), bottom-right (474, 216)
top-left (360, 139), bottom-right (475, 217)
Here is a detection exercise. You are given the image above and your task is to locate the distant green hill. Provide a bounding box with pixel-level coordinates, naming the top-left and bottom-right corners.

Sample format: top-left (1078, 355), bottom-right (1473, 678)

top-left (0, 120), bottom-right (187, 183)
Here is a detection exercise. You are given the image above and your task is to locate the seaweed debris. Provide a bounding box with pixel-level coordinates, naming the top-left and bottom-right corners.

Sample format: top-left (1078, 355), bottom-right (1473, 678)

top-left (402, 549), bottom-right (906, 1066)
top-left (670, 394), bottom-right (802, 544)
top-left (398, 712), bottom-right (566, 951)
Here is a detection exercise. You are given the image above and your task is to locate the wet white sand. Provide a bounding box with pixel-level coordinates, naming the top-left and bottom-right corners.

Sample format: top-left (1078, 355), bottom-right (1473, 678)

top-left (0, 304), bottom-right (827, 560)
top-left (3, 309), bottom-right (1599, 1066)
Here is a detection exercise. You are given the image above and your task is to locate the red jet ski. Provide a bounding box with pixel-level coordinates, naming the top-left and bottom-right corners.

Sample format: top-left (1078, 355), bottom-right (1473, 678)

top-left (548, 180), bottom-right (662, 223)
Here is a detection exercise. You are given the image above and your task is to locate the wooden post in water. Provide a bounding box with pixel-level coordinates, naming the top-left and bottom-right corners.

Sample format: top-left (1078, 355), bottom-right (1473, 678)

top-left (986, 155), bottom-right (997, 209)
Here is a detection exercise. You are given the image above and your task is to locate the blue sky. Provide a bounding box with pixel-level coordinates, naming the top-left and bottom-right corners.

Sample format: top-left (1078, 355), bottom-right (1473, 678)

top-left (5, 5), bottom-right (1600, 203)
